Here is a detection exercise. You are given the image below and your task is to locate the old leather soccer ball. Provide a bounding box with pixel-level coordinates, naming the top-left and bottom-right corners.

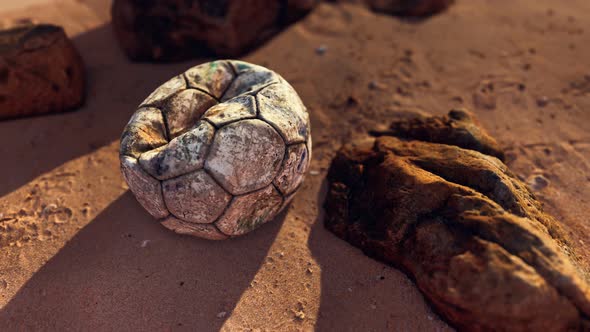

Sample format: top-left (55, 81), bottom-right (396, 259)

top-left (120, 60), bottom-right (311, 239)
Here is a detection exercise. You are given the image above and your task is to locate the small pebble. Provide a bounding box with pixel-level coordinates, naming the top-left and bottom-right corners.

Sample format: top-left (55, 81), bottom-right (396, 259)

top-left (527, 174), bottom-right (550, 191)
top-left (141, 240), bottom-right (150, 248)
top-left (536, 96), bottom-right (549, 107)
top-left (294, 310), bottom-right (306, 320)
top-left (315, 45), bottom-right (327, 55)
top-left (309, 170), bottom-right (320, 175)
top-left (368, 81), bottom-right (388, 91)
top-left (216, 311), bottom-right (227, 319)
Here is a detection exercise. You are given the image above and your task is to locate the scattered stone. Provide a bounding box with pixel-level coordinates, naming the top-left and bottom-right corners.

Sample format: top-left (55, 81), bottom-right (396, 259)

top-left (294, 310), bottom-right (306, 320)
top-left (324, 109), bottom-right (590, 331)
top-left (528, 174), bottom-right (550, 191)
top-left (368, 80), bottom-right (388, 90)
top-left (120, 60), bottom-right (311, 239)
top-left (537, 96), bottom-right (550, 107)
top-left (111, 0), bottom-right (319, 61)
top-left (216, 311), bottom-right (227, 319)
top-left (338, 0), bottom-right (453, 17)
top-left (0, 23), bottom-right (85, 120)
top-left (315, 45), bottom-right (327, 55)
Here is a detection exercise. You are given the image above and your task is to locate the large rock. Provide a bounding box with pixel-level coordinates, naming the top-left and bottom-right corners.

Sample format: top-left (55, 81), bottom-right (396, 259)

top-left (369, 0), bottom-right (453, 16)
top-left (111, 0), bottom-right (319, 61)
top-left (324, 109), bottom-right (590, 331)
top-left (333, 0), bottom-right (453, 16)
top-left (0, 24), bottom-right (85, 120)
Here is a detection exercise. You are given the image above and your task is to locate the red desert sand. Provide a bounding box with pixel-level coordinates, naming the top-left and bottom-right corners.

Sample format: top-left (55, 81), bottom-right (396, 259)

top-left (0, 0), bottom-right (589, 331)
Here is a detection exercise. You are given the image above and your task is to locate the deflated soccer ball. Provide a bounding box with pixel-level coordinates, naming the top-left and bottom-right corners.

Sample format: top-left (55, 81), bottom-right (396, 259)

top-left (120, 60), bottom-right (311, 239)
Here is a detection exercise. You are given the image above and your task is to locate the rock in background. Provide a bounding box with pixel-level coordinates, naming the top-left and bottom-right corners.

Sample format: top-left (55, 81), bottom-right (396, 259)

top-left (330, 0), bottom-right (454, 16)
top-left (324, 109), bottom-right (590, 331)
top-left (0, 23), bottom-right (85, 120)
top-left (111, 0), bottom-right (319, 61)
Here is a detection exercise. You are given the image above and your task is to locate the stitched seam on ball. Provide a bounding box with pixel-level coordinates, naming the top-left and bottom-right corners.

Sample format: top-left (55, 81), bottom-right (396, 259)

top-left (219, 65), bottom-right (239, 101)
top-left (258, 113), bottom-right (288, 146)
top-left (271, 182), bottom-right (286, 199)
top-left (182, 72), bottom-right (221, 102)
top-left (273, 148), bottom-right (291, 197)
top-left (159, 179), bottom-right (174, 220)
top-left (159, 107), bottom-right (171, 142)
top-left (212, 195), bottom-right (236, 236)
top-left (202, 167), bottom-right (233, 196)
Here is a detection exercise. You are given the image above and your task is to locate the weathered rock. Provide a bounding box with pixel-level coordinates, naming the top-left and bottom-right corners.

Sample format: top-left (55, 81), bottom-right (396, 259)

top-left (334, 0), bottom-right (453, 17)
top-left (370, 108), bottom-right (505, 161)
top-left (324, 110), bottom-right (590, 331)
top-left (111, 0), bottom-right (319, 61)
top-left (120, 60), bottom-right (311, 239)
top-left (0, 23), bottom-right (85, 120)
top-left (375, 0), bottom-right (453, 16)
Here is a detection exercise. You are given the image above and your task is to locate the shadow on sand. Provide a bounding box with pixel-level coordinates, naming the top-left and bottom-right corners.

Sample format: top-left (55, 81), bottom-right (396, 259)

top-left (0, 23), bottom-right (211, 197)
top-left (0, 191), bottom-right (286, 330)
top-left (307, 178), bottom-right (449, 331)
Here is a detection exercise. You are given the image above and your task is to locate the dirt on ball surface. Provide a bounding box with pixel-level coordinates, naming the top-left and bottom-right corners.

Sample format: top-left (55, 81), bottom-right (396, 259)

top-left (120, 60), bottom-right (311, 239)
top-left (324, 110), bottom-right (590, 331)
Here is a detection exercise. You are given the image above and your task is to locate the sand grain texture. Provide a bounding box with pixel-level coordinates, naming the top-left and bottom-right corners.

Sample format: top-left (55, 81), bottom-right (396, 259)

top-left (0, 0), bottom-right (589, 330)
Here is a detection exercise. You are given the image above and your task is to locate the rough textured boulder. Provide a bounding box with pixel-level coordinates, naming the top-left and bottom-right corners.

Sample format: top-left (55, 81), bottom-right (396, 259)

top-left (368, 0), bottom-right (453, 16)
top-left (324, 109), bottom-right (590, 331)
top-left (331, 0), bottom-right (453, 16)
top-left (111, 0), bottom-right (319, 61)
top-left (0, 24), bottom-right (85, 120)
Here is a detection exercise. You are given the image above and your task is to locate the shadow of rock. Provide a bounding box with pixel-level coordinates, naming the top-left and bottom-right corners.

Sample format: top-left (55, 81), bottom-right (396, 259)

top-left (0, 191), bottom-right (285, 330)
top-left (0, 23), bottom-right (211, 197)
top-left (307, 178), bottom-right (451, 331)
